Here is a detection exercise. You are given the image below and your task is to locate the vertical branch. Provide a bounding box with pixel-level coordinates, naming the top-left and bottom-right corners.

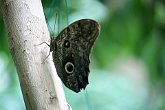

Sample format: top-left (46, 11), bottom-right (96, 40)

top-left (0, 0), bottom-right (69, 110)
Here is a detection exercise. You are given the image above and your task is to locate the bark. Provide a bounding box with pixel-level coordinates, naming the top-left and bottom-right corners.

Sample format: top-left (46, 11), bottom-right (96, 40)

top-left (0, 0), bottom-right (69, 110)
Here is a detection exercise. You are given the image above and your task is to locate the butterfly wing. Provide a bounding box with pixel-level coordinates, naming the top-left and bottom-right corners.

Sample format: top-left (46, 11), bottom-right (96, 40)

top-left (50, 19), bottom-right (100, 93)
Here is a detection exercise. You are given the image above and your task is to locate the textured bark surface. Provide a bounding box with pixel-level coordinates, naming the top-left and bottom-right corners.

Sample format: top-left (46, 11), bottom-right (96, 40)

top-left (0, 0), bottom-right (69, 110)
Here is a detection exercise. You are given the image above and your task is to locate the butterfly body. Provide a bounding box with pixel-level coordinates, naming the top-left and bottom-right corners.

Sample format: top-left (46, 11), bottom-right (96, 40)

top-left (50, 19), bottom-right (100, 93)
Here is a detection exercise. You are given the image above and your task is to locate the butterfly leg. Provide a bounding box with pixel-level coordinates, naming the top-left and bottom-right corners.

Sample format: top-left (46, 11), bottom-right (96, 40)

top-left (41, 50), bottom-right (51, 64)
top-left (34, 42), bottom-right (50, 47)
top-left (34, 42), bottom-right (51, 64)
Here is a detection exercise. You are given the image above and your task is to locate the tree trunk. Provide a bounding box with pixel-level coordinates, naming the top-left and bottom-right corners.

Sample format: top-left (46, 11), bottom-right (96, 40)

top-left (0, 0), bottom-right (69, 110)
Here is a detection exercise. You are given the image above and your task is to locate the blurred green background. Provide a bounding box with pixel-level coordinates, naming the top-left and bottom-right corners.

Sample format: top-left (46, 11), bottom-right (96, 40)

top-left (0, 0), bottom-right (165, 110)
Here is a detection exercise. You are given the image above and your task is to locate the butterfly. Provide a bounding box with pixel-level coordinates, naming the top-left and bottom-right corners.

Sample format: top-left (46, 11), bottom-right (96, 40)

top-left (50, 19), bottom-right (100, 93)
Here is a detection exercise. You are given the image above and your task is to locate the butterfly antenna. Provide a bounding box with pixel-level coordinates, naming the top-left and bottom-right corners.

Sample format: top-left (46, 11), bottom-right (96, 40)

top-left (48, 0), bottom-right (55, 19)
top-left (65, 0), bottom-right (70, 25)
top-left (53, 12), bottom-right (58, 35)
top-left (45, 17), bottom-right (54, 36)
top-left (45, 0), bottom-right (56, 36)
top-left (57, 0), bottom-right (62, 34)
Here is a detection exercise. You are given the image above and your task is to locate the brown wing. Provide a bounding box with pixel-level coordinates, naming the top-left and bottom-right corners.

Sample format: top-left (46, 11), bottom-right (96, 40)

top-left (50, 19), bottom-right (100, 93)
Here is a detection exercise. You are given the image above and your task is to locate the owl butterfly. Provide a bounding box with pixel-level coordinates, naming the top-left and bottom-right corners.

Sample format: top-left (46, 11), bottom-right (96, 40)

top-left (50, 19), bottom-right (100, 93)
